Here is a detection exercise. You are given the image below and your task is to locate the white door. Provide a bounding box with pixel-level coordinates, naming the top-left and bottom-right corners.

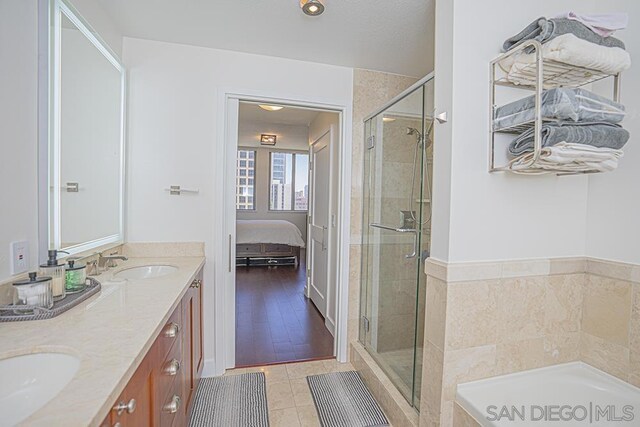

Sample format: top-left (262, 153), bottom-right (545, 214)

top-left (308, 130), bottom-right (332, 318)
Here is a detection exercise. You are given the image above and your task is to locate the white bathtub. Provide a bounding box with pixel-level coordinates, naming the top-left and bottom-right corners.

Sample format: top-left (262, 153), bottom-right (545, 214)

top-left (456, 362), bottom-right (640, 426)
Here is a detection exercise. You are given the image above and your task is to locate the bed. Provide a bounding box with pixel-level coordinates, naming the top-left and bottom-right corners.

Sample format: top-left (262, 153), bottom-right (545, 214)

top-left (236, 220), bottom-right (305, 267)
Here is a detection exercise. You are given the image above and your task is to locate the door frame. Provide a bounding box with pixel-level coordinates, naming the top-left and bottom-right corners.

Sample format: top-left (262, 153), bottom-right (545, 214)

top-left (213, 88), bottom-right (352, 374)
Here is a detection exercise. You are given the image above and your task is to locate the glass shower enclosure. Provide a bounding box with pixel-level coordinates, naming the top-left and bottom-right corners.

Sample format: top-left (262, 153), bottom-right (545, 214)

top-left (359, 77), bottom-right (434, 409)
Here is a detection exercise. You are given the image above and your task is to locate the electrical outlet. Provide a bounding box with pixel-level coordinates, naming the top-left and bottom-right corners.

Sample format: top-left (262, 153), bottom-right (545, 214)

top-left (10, 241), bottom-right (29, 275)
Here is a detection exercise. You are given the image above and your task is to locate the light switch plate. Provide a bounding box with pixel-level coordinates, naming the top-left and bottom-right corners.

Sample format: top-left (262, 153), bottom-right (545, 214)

top-left (10, 241), bottom-right (29, 275)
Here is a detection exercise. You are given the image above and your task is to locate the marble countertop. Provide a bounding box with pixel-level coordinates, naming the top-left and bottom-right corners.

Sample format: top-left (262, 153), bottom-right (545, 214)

top-left (0, 255), bottom-right (206, 426)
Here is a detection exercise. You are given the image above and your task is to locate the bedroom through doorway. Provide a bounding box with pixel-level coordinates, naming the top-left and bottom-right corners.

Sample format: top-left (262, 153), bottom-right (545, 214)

top-left (234, 101), bottom-right (341, 367)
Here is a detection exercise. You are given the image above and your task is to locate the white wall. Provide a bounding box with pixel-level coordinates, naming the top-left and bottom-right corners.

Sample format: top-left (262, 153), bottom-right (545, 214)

top-left (432, 0), bottom-right (605, 263)
top-left (123, 37), bottom-right (353, 373)
top-left (586, 1), bottom-right (640, 265)
top-left (0, 0), bottom-right (39, 281)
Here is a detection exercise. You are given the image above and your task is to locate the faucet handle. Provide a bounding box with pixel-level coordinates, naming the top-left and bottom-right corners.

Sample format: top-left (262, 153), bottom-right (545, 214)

top-left (86, 260), bottom-right (99, 276)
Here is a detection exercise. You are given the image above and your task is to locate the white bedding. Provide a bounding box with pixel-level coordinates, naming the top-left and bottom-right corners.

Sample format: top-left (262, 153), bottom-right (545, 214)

top-left (236, 220), bottom-right (305, 248)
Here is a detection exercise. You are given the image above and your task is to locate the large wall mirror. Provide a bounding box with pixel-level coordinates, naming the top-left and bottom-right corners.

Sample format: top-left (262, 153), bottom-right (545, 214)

top-left (42, 0), bottom-right (125, 257)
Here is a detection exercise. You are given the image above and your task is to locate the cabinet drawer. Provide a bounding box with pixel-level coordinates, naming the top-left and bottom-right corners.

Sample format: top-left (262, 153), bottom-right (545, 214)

top-left (154, 334), bottom-right (183, 406)
top-left (236, 244), bottom-right (262, 254)
top-left (156, 301), bottom-right (182, 361)
top-left (159, 376), bottom-right (184, 427)
top-left (264, 244), bottom-right (293, 253)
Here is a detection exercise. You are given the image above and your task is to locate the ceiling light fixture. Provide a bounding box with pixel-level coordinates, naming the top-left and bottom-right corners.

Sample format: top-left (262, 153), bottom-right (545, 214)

top-left (300, 0), bottom-right (325, 16)
top-left (259, 104), bottom-right (284, 112)
top-left (260, 134), bottom-right (277, 145)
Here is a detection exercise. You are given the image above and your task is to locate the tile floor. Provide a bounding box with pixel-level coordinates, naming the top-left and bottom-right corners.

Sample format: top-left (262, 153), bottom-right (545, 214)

top-left (235, 250), bottom-right (334, 366)
top-left (224, 359), bottom-right (362, 427)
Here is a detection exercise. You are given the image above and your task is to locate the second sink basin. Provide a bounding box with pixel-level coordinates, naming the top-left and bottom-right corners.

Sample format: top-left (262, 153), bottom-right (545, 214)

top-left (114, 265), bottom-right (178, 280)
top-left (0, 352), bottom-right (80, 426)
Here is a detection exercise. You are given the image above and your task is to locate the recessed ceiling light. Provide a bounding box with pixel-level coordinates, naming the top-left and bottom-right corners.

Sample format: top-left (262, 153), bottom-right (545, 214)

top-left (259, 104), bottom-right (284, 112)
top-left (300, 0), bottom-right (325, 16)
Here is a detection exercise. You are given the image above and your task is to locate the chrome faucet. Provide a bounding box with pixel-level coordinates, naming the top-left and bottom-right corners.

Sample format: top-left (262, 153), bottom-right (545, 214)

top-left (97, 252), bottom-right (129, 270)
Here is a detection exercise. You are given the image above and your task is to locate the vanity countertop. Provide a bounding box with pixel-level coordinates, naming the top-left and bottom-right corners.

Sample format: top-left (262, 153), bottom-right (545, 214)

top-left (0, 255), bottom-right (206, 426)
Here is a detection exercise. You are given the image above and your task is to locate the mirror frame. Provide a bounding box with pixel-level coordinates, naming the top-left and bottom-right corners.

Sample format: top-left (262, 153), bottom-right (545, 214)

top-left (38, 0), bottom-right (126, 261)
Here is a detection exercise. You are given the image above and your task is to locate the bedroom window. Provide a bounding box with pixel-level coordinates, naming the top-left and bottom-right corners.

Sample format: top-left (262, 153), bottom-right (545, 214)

top-left (269, 152), bottom-right (309, 211)
top-left (236, 149), bottom-right (255, 210)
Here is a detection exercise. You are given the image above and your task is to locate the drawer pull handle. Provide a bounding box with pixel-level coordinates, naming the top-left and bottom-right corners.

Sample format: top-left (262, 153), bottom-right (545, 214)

top-left (163, 395), bottom-right (181, 414)
top-left (164, 322), bottom-right (180, 338)
top-left (164, 358), bottom-right (181, 376)
top-left (113, 398), bottom-right (136, 415)
top-left (190, 279), bottom-right (201, 288)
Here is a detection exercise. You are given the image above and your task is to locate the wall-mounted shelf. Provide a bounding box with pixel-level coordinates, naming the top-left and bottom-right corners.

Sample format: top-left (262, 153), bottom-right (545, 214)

top-left (489, 40), bottom-right (622, 175)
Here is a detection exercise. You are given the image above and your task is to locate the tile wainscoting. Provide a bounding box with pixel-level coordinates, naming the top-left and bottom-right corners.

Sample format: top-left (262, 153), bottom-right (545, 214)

top-left (420, 256), bottom-right (640, 426)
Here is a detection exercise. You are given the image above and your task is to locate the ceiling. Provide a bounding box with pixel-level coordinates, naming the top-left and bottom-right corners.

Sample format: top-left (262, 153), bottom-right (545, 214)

top-left (239, 102), bottom-right (323, 126)
top-left (97, 0), bottom-right (434, 77)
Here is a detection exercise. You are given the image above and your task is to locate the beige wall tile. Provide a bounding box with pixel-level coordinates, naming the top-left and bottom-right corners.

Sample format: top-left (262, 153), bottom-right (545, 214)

top-left (441, 344), bottom-right (496, 402)
top-left (453, 402), bottom-right (482, 427)
top-left (545, 274), bottom-right (583, 334)
top-left (501, 259), bottom-right (550, 278)
top-left (582, 275), bottom-right (632, 346)
top-left (496, 338), bottom-right (545, 376)
top-left (629, 283), bottom-right (640, 377)
top-left (420, 341), bottom-right (444, 427)
top-left (445, 280), bottom-right (497, 351)
top-left (549, 257), bottom-right (587, 275)
top-left (425, 276), bottom-right (447, 351)
top-left (580, 332), bottom-right (630, 381)
top-left (494, 277), bottom-right (546, 343)
top-left (544, 332), bottom-right (580, 365)
top-left (586, 258), bottom-right (634, 282)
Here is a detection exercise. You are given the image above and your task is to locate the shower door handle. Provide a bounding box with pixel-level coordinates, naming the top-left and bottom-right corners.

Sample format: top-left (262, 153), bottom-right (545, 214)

top-left (369, 223), bottom-right (418, 259)
top-left (405, 232), bottom-right (418, 259)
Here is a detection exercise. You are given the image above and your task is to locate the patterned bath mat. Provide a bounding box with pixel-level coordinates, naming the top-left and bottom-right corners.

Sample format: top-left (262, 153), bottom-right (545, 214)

top-left (189, 372), bottom-right (269, 427)
top-left (307, 371), bottom-right (389, 427)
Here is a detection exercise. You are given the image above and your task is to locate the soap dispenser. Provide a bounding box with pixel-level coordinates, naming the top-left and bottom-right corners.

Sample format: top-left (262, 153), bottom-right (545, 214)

top-left (39, 250), bottom-right (68, 301)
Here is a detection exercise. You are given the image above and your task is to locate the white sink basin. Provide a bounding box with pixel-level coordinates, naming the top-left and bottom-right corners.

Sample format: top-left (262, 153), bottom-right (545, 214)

top-left (0, 353), bottom-right (80, 425)
top-left (114, 265), bottom-right (178, 280)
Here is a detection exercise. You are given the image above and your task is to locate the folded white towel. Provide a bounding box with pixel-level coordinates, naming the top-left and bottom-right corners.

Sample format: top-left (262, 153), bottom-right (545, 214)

top-left (510, 142), bottom-right (624, 173)
top-left (501, 34), bottom-right (631, 86)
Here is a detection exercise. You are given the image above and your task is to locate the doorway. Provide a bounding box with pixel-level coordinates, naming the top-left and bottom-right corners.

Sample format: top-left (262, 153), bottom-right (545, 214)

top-left (232, 101), bottom-right (341, 367)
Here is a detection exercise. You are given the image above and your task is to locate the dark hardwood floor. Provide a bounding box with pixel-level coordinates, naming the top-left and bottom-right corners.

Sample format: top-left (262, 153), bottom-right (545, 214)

top-left (235, 251), bottom-right (334, 367)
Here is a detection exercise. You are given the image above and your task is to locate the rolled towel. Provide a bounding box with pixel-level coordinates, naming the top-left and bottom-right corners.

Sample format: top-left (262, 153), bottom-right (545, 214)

top-left (503, 17), bottom-right (625, 52)
top-left (494, 87), bottom-right (626, 131)
top-left (509, 122), bottom-right (630, 157)
top-left (511, 142), bottom-right (624, 172)
top-left (500, 34), bottom-right (631, 88)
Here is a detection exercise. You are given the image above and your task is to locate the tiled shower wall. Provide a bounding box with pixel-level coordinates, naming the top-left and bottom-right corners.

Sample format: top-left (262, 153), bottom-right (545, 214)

top-left (348, 69), bottom-right (418, 357)
top-left (419, 257), bottom-right (640, 426)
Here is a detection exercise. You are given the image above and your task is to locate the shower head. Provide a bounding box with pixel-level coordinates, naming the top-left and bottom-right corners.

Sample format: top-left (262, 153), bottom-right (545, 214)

top-left (406, 127), bottom-right (423, 144)
top-left (406, 127), bottom-right (421, 136)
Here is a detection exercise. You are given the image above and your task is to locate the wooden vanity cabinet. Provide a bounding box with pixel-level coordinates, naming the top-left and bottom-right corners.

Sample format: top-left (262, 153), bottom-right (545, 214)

top-left (101, 268), bottom-right (204, 427)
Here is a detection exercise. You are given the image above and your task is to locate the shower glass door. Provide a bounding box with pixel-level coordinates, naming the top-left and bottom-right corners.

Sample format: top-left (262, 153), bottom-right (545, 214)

top-left (359, 78), bottom-right (434, 409)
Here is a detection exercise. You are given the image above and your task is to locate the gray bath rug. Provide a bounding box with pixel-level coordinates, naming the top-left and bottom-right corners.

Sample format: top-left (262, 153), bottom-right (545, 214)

top-left (189, 372), bottom-right (269, 427)
top-left (307, 371), bottom-right (389, 427)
